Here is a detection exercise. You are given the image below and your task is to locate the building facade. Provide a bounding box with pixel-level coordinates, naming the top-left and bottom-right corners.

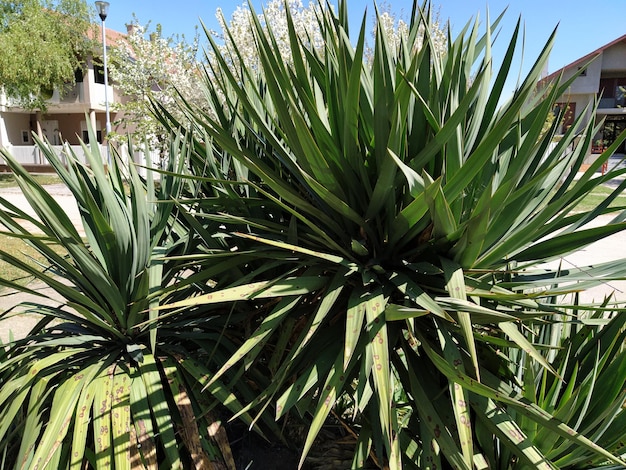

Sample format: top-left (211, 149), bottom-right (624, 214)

top-left (542, 33), bottom-right (626, 154)
top-left (0, 25), bottom-right (127, 168)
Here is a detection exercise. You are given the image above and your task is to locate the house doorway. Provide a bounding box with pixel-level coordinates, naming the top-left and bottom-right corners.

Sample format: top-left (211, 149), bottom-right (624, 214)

top-left (602, 116), bottom-right (626, 153)
top-left (41, 120), bottom-right (60, 145)
top-left (80, 120), bottom-right (102, 144)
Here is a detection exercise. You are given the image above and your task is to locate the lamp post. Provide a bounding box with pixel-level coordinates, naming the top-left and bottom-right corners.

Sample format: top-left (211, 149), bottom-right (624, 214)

top-left (95, 1), bottom-right (111, 163)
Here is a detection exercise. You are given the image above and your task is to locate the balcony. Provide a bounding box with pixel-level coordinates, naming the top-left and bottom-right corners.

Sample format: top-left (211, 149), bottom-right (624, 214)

top-left (0, 144), bottom-right (102, 167)
top-left (1, 143), bottom-right (158, 176)
top-left (599, 97), bottom-right (618, 108)
top-left (49, 83), bottom-right (85, 105)
top-left (0, 82), bottom-right (88, 111)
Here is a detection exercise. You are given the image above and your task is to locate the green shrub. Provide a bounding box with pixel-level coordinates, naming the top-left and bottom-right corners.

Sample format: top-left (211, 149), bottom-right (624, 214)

top-left (1, 1), bottom-right (625, 468)
top-left (155, 0), bottom-right (626, 468)
top-left (0, 135), bottom-right (263, 469)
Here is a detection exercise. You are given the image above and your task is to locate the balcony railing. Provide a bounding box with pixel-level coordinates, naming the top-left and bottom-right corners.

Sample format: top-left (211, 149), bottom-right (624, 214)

top-left (1, 144), bottom-right (100, 166)
top-left (50, 83), bottom-right (85, 104)
top-left (1, 81), bottom-right (114, 110)
top-left (1, 144), bottom-right (159, 176)
top-left (599, 96), bottom-right (626, 109)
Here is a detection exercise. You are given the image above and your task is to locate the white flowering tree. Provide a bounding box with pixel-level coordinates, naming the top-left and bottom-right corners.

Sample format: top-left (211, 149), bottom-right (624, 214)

top-left (109, 1), bottom-right (447, 154)
top-left (108, 20), bottom-right (201, 154)
top-left (211, 0), bottom-right (326, 72)
top-left (374, 3), bottom-right (447, 58)
top-left (211, 0), bottom-right (447, 72)
top-left (108, 2), bottom-right (327, 154)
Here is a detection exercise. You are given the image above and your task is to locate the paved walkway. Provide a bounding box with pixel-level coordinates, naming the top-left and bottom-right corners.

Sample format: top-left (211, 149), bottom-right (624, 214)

top-left (540, 213), bottom-right (626, 305)
top-left (0, 184), bottom-right (78, 343)
top-left (0, 184), bottom-right (84, 236)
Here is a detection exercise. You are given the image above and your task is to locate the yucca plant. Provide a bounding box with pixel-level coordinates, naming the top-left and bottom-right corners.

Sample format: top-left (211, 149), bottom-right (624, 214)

top-left (499, 302), bottom-right (626, 469)
top-left (153, 0), bottom-right (626, 468)
top-left (0, 133), bottom-right (263, 469)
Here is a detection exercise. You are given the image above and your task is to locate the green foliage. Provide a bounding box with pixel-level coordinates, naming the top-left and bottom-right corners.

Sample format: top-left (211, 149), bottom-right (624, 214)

top-left (154, 0), bottom-right (626, 468)
top-left (502, 306), bottom-right (626, 469)
top-left (0, 0), bottom-right (93, 110)
top-left (1, 0), bottom-right (626, 468)
top-left (0, 135), bottom-right (263, 468)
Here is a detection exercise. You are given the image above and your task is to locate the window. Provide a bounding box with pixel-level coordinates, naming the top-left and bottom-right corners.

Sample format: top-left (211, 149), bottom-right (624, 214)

top-left (82, 129), bottom-right (103, 144)
top-left (616, 78), bottom-right (626, 107)
top-left (74, 68), bottom-right (84, 83)
top-left (617, 86), bottom-right (626, 107)
top-left (94, 64), bottom-right (105, 84)
top-left (577, 66), bottom-right (587, 77)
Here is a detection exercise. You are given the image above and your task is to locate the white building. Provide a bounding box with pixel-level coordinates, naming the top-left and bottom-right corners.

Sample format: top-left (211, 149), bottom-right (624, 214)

top-left (542, 33), bottom-right (626, 154)
top-left (0, 25), bottom-right (128, 170)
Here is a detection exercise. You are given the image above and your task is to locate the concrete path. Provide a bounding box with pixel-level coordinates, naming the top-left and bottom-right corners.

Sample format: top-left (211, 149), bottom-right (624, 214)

top-left (0, 184), bottom-right (79, 343)
top-left (0, 184), bottom-right (84, 235)
top-left (540, 213), bottom-right (626, 305)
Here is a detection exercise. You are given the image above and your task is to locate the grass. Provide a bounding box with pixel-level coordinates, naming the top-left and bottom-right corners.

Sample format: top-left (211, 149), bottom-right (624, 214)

top-left (0, 173), bottom-right (66, 288)
top-left (573, 183), bottom-right (626, 213)
top-left (0, 234), bottom-right (65, 287)
top-left (0, 173), bottom-right (61, 188)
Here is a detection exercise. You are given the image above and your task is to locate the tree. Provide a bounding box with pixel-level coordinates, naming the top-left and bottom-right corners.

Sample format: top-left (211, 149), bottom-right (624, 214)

top-left (107, 20), bottom-right (201, 155)
top-left (374, 2), bottom-right (447, 58)
top-left (0, 0), bottom-right (93, 110)
top-left (211, 0), bottom-right (447, 72)
top-left (211, 0), bottom-right (326, 73)
top-left (109, 1), bottom-right (447, 155)
top-left (108, 2), bottom-right (324, 154)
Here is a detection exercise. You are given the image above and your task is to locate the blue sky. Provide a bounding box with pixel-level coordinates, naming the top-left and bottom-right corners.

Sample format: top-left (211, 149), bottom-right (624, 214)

top-left (102, 0), bottom-right (625, 84)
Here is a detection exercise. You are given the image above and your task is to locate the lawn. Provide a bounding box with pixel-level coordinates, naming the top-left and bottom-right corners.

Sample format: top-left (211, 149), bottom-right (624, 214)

top-left (0, 234), bottom-right (65, 287)
top-left (0, 173), bottom-right (61, 188)
top-left (572, 183), bottom-right (626, 213)
top-left (0, 173), bottom-right (65, 289)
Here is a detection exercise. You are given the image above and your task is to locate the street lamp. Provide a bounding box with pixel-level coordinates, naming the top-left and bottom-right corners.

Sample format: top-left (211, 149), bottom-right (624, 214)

top-left (95, 1), bottom-right (111, 163)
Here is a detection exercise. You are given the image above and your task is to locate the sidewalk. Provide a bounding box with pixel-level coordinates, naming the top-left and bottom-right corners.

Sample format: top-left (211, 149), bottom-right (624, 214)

top-left (0, 184), bottom-right (79, 343)
top-left (539, 213), bottom-right (626, 305)
top-left (0, 183), bottom-right (84, 236)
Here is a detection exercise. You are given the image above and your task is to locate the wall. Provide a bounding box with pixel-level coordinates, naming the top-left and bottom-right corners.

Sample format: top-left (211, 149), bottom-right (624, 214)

top-left (0, 113), bottom-right (32, 146)
top-left (49, 114), bottom-right (98, 145)
top-left (0, 112), bottom-right (8, 147)
top-left (562, 57), bottom-right (603, 95)
top-left (601, 42), bottom-right (626, 70)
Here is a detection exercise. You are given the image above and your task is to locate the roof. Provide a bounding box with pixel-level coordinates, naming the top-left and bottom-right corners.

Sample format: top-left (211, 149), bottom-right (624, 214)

top-left (88, 23), bottom-right (127, 49)
top-left (542, 32), bottom-right (626, 83)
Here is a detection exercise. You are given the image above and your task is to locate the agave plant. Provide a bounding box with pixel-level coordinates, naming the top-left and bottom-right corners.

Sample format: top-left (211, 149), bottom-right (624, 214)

top-left (0, 133), bottom-right (265, 469)
top-left (154, 0), bottom-right (626, 468)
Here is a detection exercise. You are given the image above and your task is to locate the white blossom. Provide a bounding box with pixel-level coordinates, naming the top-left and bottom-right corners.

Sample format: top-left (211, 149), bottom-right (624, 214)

top-left (108, 21), bottom-right (202, 153)
top-left (211, 1), bottom-right (447, 73)
top-left (109, 2), bottom-right (447, 154)
top-left (374, 6), bottom-right (447, 58)
top-left (210, 0), bottom-right (327, 73)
